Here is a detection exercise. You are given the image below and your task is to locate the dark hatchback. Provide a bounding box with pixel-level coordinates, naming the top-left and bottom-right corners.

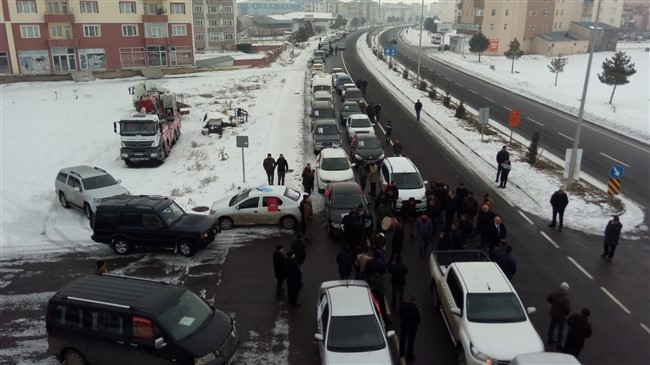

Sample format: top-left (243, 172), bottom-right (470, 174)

top-left (350, 134), bottom-right (385, 166)
top-left (324, 182), bottom-right (370, 237)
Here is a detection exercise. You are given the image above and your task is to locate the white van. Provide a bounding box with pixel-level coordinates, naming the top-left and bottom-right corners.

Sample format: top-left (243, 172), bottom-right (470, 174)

top-left (380, 157), bottom-right (428, 212)
top-left (431, 33), bottom-right (443, 45)
top-left (312, 74), bottom-right (333, 94)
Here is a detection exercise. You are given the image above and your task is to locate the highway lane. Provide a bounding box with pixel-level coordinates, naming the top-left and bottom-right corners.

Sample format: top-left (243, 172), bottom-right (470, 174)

top-left (337, 30), bottom-right (650, 364)
top-left (381, 28), bottom-right (650, 210)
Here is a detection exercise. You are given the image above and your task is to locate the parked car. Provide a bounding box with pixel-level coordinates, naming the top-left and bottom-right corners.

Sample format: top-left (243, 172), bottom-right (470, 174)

top-left (341, 87), bottom-right (367, 109)
top-left (313, 119), bottom-right (342, 154)
top-left (312, 74), bottom-right (334, 94)
top-left (510, 352), bottom-right (581, 365)
top-left (324, 182), bottom-right (369, 237)
top-left (350, 134), bottom-right (385, 166)
top-left (315, 148), bottom-right (355, 193)
top-left (339, 101), bottom-right (364, 125)
top-left (331, 67), bottom-right (343, 75)
top-left (345, 114), bottom-right (375, 141)
top-left (336, 43), bottom-right (346, 50)
top-left (55, 165), bottom-right (129, 219)
top-left (379, 157), bottom-right (427, 212)
top-left (313, 50), bottom-right (326, 62)
top-left (47, 274), bottom-right (239, 365)
top-left (311, 100), bottom-right (336, 121)
top-left (390, 38), bottom-right (398, 44)
top-left (209, 185), bottom-right (303, 230)
top-left (335, 74), bottom-right (353, 94)
top-left (340, 83), bottom-right (357, 98)
top-left (312, 90), bottom-right (334, 105)
top-left (314, 280), bottom-right (395, 364)
top-left (91, 195), bottom-right (220, 257)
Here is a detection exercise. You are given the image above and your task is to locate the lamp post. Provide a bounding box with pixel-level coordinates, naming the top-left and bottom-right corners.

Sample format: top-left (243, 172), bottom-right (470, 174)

top-left (416, 0), bottom-right (424, 86)
top-left (567, 0), bottom-right (603, 189)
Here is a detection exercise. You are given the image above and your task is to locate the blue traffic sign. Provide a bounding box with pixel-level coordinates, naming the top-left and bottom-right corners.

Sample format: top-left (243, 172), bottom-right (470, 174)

top-left (609, 165), bottom-right (624, 179)
top-left (383, 46), bottom-right (398, 57)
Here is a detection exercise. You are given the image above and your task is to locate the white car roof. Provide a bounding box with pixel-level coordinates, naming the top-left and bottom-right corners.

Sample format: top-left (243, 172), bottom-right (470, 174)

top-left (320, 147), bottom-right (348, 158)
top-left (348, 114), bottom-right (370, 121)
top-left (322, 281), bottom-right (374, 316)
top-left (384, 157), bottom-right (419, 173)
top-left (248, 185), bottom-right (291, 196)
top-left (454, 262), bottom-right (513, 293)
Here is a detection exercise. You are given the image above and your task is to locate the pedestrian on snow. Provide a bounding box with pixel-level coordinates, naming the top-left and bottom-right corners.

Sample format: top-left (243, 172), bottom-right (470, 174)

top-left (387, 181), bottom-right (399, 211)
top-left (476, 204), bottom-right (497, 248)
top-left (336, 245), bottom-right (354, 280)
top-left (602, 215), bottom-right (622, 261)
top-left (384, 120), bottom-right (394, 143)
top-left (547, 282), bottom-right (571, 349)
top-left (374, 103), bottom-right (382, 122)
top-left (462, 191), bottom-right (479, 226)
top-left (499, 160), bottom-right (511, 188)
top-left (286, 251), bottom-right (303, 307)
top-left (564, 308), bottom-right (592, 358)
top-left (392, 139), bottom-right (403, 157)
top-left (263, 153), bottom-right (276, 185)
top-left (450, 222), bottom-right (465, 250)
top-left (273, 245), bottom-right (287, 297)
top-left (414, 99), bottom-right (423, 121)
top-left (366, 102), bottom-right (376, 123)
top-left (442, 190), bottom-right (456, 229)
top-left (355, 247), bottom-right (373, 280)
top-left (275, 154), bottom-right (289, 185)
top-left (494, 245), bottom-right (516, 281)
top-left (415, 213), bottom-right (433, 259)
top-left (487, 216), bottom-right (507, 257)
top-left (302, 197), bottom-right (314, 242)
top-left (361, 79), bottom-right (368, 96)
top-left (368, 162), bottom-right (379, 197)
top-left (495, 146), bottom-right (509, 183)
top-left (96, 260), bottom-right (108, 275)
top-left (356, 77), bottom-right (362, 89)
top-left (388, 256), bottom-right (408, 310)
top-left (401, 197), bottom-right (417, 238)
top-left (549, 187), bottom-right (569, 231)
top-left (399, 295), bottom-right (421, 362)
top-left (302, 164), bottom-right (315, 194)
top-left (290, 233), bottom-right (307, 269)
top-left (385, 217), bottom-right (404, 264)
top-left (437, 228), bottom-right (452, 251)
top-left (359, 163), bottom-right (370, 192)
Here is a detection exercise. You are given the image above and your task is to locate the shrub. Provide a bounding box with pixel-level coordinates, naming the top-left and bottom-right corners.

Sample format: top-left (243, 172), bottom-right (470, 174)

top-left (418, 81), bottom-right (427, 91)
top-left (443, 95), bottom-right (451, 107)
top-left (403, 70), bottom-right (409, 79)
top-left (428, 89), bottom-right (436, 99)
top-left (526, 131), bottom-right (540, 165)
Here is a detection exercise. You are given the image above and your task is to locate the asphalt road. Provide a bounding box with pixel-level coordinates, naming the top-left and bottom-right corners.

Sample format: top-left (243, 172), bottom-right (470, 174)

top-left (380, 27), bottom-right (650, 210)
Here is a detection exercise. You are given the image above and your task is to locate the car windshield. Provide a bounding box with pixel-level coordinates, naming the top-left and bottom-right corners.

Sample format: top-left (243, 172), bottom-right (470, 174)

top-left (159, 201), bottom-right (185, 225)
top-left (315, 125), bottom-right (339, 135)
top-left (327, 315), bottom-right (386, 352)
top-left (350, 118), bottom-right (371, 128)
top-left (346, 90), bottom-right (362, 99)
top-left (229, 188), bottom-right (251, 206)
top-left (321, 157), bottom-right (349, 171)
top-left (342, 103), bottom-right (362, 112)
top-left (313, 108), bottom-right (335, 118)
top-left (284, 187), bottom-right (301, 201)
top-left (82, 174), bottom-right (118, 190)
top-left (392, 172), bottom-right (423, 189)
top-left (466, 293), bottom-right (527, 323)
top-left (120, 121), bottom-right (156, 135)
top-left (331, 193), bottom-right (365, 209)
top-left (157, 291), bottom-right (213, 342)
top-left (356, 138), bottom-right (381, 149)
top-left (337, 77), bottom-right (352, 86)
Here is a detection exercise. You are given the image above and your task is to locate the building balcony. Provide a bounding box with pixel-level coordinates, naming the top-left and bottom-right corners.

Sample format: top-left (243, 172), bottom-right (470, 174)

top-left (143, 14), bottom-right (168, 23)
top-left (455, 23), bottom-right (482, 31)
top-left (48, 38), bottom-right (78, 48)
top-left (44, 11), bottom-right (75, 23)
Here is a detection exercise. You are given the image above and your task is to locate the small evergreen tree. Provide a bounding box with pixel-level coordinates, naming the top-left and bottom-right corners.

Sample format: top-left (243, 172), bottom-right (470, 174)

top-left (351, 17), bottom-right (360, 27)
top-left (469, 32), bottom-right (489, 62)
top-left (504, 38), bottom-right (524, 74)
top-left (360, 17), bottom-right (367, 25)
top-left (423, 17), bottom-right (436, 33)
top-left (526, 131), bottom-right (540, 165)
top-left (547, 56), bottom-right (568, 86)
top-left (331, 15), bottom-right (347, 29)
top-left (598, 51), bottom-right (637, 104)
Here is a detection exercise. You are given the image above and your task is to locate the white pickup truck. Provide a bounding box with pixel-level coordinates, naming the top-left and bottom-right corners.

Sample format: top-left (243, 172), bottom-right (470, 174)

top-left (429, 251), bottom-right (544, 365)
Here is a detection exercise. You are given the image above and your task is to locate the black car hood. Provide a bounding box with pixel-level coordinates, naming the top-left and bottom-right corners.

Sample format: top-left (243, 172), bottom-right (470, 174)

top-left (169, 214), bottom-right (216, 233)
top-left (355, 146), bottom-right (384, 160)
top-left (327, 206), bottom-right (354, 224)
top-left (178, 310), bottom-right (233, 356)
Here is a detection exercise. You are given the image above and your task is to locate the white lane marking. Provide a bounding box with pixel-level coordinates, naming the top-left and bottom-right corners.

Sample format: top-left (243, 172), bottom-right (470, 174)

top-left (454, 82), bottom-right (462, 87)
top-left (601, 287), bottom-right (632, 314)
top-left (527, 117), bottom-right (544, 127)
top-left (600, 152), bottom-right (631, 168)
top-left (484, 97), bottom-right (495, 103)
top-left (444, 77), bottom-right (451, 81)
top-left (558, 132), bottom-right (574, 141)
top-left (504, 106), bottom-right (512, 111)
top-left (518, 211), bottom-right (533, 224)
top-left (539, 231), bottom-right (560, 249)
top-left (640, 323), bottom-right (650, 335)
top-left (566, 256), bottom-right (594, 280)
top-left (468, 89), bottom-right (477, 94)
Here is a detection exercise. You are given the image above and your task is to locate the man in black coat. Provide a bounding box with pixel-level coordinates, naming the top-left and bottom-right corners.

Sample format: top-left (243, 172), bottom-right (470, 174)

top-left (563, 308), bottom-right (592, 357)
top-left (549, 187), bottom-right (569, 231)
top-left (275, 154), bottom-right (289, 185)
top-left (272, 245), bottom-right (287, 297)
top-left (495, 146), bottom-right (509, 183)
top-left (387, 218), bottom-right (404, 264)
top-left (476, 204), bottom-right (497, 249)
top-left (414, 99), bottom-right (423, 121)
top-left (285, 251), bottom-right (303, 307)
top-left (263, 153), bottom-right (276, 185)
top-left (486, 216), bottom-right (507, 258)
top-left (291, 233), bottom-right (307, 268)
top-left (388, 256), bottom-right (408, 310)
top-left (399, 295), bottom-right (421, 362)
top-left (602, 215), bottom-right (623, 261)
top-left (336, 245), bottom-right (353, 280)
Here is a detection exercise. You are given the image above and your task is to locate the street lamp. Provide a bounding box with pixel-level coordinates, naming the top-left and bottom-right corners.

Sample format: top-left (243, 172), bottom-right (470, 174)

top-left (416, 0), bottom-right (424, 87)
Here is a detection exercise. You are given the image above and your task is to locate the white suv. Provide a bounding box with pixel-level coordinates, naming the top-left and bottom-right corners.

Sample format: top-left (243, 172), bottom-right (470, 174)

top-left (55, 166), bottom-right (129, 218)
top-left (315, 148), bottom-right (354, 193)
top-left (379, 157), bottom-right (427, 212)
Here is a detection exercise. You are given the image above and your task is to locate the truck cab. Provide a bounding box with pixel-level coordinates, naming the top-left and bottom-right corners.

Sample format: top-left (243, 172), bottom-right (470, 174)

top-left (114, 113), bottom-right (168, 166)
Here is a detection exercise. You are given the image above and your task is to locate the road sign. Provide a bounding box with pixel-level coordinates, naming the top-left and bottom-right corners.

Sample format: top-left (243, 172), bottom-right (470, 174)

top-left (609, 165), bottom-right (624, 179)
top-left (383, 46), bottom-right (398, 57)
top-left (508, 109), bottom-right (520, 127)
top-left (608, 178), bottom-right (622, 195)
top-left (236, 136), bottom-right (249, 183)
top-left (479, 108), bottom-right (490, 125)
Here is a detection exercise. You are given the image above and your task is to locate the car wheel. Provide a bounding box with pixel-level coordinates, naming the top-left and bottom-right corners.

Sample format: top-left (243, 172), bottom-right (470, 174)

top-left (219, 217), bottom-right (234, 230)
top-left (112, 237), bottom-right (132, 255)
top-left (64, 349), bottom-right (88, 365)
top-left (457, 345), bottom-right (467, 365)
top-left (83, 203), bottom-right (93, 220)
top-left (178, 239), bottom-right (196, 257)
top-left (59, 192), bottom-right (70, 209)
top-left (159, 147), bottom-right (166, 164)
top-left (124, 159), bottom-right (133, 167)
top-left (280, 216), bottom-right (296, 230)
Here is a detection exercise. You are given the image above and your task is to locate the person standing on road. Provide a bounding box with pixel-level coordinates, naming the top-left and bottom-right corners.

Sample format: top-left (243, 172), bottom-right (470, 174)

top-left (462, 191), bottom-right (479, 226)
top-left (303, 197), bottom-right (314, 243)
top-left (368, 162), bottom-right (379, 197)
top-left (437, 228), bottom-right (452, 250)
top-left (414, 99), bottom-right (423, 121)
top-left (495, 146), bottom-right (509, 183)
top-left (602, 215), bottom-right (623, 261)
top-left (499, 160), bottom-right (512, 188)
top-left (291, 233), bottom-right (307, 269)
top-left (415, 213), bottom-right (433, 259)
top-left (263, 153), bottom-right (276, 185)
top-left (384, 120), bottom-right (394, 144)
top-left (392, 139), bottom-right (403, 157)
top-left (275, 154), bottom-right (289, 185)
top-left (336, 245), bottom-right (354, 280)
top-left (386, 218), bottom-right (404, 264)
top-left (96, 260), bottom-right (108, 274)
top-left (301, 163), bottom-right (315, 194)
top-left (356, 77), bottom-right (362, 89)
top-left (388, 256), bottom-right (408, 310)
top-left (494, 245), bottom-right (516, 281)
top-left (387, 181), bottom-right (399, 211)
top-left (366, 102), bottom-right (376, 123)
top-left (564, 308), bottom-right (592, 358)
top-left (272, 245), bottom-right (287, 297)
top-left (476, 204), bottom-right (497, 249)
top-left (401, 197), bottom-right (417, 238)
top-left (286, 251), bottom-right (303, 307)
top-left (361, 79), bottom-right (368, 96)
top-left (374, 103), bottom-right (382, 122)
top-left (359, 163), bottom-right (370, 192)
top-left (487, 216), bottom-right (507, 258)
top-left (547, 282), bottom-right (571, 350)
top-left (442, 189), bottom-right (456, 229)
top-left (399, 295), bottom-right (421, 362)
top-left (549, 187), bottom-right (569, 231)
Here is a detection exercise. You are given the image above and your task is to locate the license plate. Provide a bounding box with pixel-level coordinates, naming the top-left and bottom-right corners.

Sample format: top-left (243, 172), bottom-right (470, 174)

top-left (134, 153), bottom-right (144, 156)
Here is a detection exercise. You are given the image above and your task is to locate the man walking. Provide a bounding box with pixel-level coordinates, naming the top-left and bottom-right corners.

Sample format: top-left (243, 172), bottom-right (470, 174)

top-left (602, 215), bottom-right (623, 261)
top-left (399, 295), bottom-right (421, 362)
top-left (303, 197), bottom-right (314, 242)
top-left (388, 256), bottom-right (408, 310)
top-left (301, 163), bottom-right (315, 194)
top-left (384, 120), bottom-right (394, 143)
top-left (368, 162), bottom-right (379, 197)
top-left (549, 187), bottom-right (569, 231)
top-left (494, 245), bottom-right (516, 281)
top-left (495, 146), bottom-right (509, 183)
top-left (291, 233), bottom-right (307, 269)
top-left (498, 159), bottom-right (511, 188)
top-left (487, 216), bottom-right (507, 258)
top-left (415, 213), bottom-right (433, 259)
top-left (414, 99), bottom-right (423, 121)
top-left (275, 154), bottom-right (289, 185)
top-left (374, 103), bottom-right (382, 122)
top-left (361, 79), bottom-right (368, 96)
top-left (547, 282), bottom-right (571, 350)
top-left (273, 245), bottom-right (287, 297)
top-left (564, 308), bottom-right (592, 358)
top-left (263, 153), bottom-right (276, 185)
top-left (286, 251), bottom-right (303, 307)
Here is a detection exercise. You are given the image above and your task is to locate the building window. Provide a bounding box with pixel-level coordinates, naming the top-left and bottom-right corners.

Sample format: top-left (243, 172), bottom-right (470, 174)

top-left (225, 33), bottom-right (234, 40)
top-left (544, 10), bottom-right (550, 16)
top-left (505, 9), bottom-right (509, 16)
top-left (475, 9), bottom-right (483, 16)
top-left (223, 6), bottom-right (232, 13)
top-left (609, 17), bottom-right (615, 23)
top-left (20, 25), bottom-right (40, 38)
top-left (171, 24), bottom-right (186, 36)
top-left (561, 10), bottom-right (563, 15)
top-left (147, 46), bottom-right (167, 66)
top-left (611, 7), bottom-right (616, 13)
top-left (122, 24), bottom-right (138, 36)
top-left (0, 52), bottom-right (10, 74)
top-left (83, 25), bottom-right (101, 37)
top-left (504, 23), bottom-right (508, 30)
top-left (208, 32), bottom-right (223, 42)
top-left (554, 23), bottom-right (557, 29)
top-left (143, 2), bottom-right (157, 14)
top-left (209, 19), bottom-right (219, 27)
top-left (527, 25), bottom-right (531, 30)
top-left (532, 25), bottom-right (536, 30)
top-left (534, 10), bottom-right (538, 15)
top-left (170, 3), bottom-right (185, 14)
top-left (193, 5), bottom-right (202, 13)
top-left (79, 48), bottom-right (106, 69)
top-left (559, 22), bottom-right (562, 27)
top-left (119, 2), bottom-right (136, 13)
top-left (529, 10), bottom-right (533, 16)
top-left (47, 1), bottom-right (69, 13)
top-left (50, 25), bottom-right (71, 38)
top-left (17, 1), bottom-right (37, 13)
top-left (491, 9), bottom-right (496, 16)
top-left (194, 20), bottom-right (203, 27)
top-left (555, 9), bottom-right (558, 15)
top-left (19, 50), bottom-right (50, 74)
top-left (144, 22), bottom-right (168, 38)
top-left (51, 46), bottom-right (76, 72)
top-left (120, 47), bottom-right (146, 67)
top-left (224, 20), bottom-right (233, 27)
top-left (208, 5), bottom-right (218, 13)
top-left (80, 1), bottom-right (98, 13)
top-left (195, 33), bottom-right (204, 41)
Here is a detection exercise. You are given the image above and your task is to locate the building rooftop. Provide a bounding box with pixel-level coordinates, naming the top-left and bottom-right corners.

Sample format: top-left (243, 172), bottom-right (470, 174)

top-left (572, 21), bottom-right (620, 30)
top-left (536, 31), bottom-right (587, 42)
top-left (284, 12), bottom-right (337, 20)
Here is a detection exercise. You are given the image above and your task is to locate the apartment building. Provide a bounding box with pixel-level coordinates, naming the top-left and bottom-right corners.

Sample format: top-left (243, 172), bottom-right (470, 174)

top-left (236, 0), bottom-right (301, 16)
top-left (0, 0), bottom-right (194, 75)
top-left (438, 0), bottom-right (459, 24)
top-left (292, 0), bottom-right (338, 14)
top-left (192, 0), bottom-right (236, 52)
top-left (338, 0), bottom-right (378, 24)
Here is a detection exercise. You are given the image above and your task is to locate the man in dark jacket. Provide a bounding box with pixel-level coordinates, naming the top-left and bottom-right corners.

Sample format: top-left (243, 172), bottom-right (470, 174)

top-left (364, 250), bottom-right (387, 280)
top-left (442, 190), bottom-right (456, 229)
top-left (461, 191), bottom-right (479, 225)
top-left (387, 218), bottom-right (404, 264)
top-left (384, 120), bottom-right (394, 143)
top-left (263, 153), bottom-right (276, 185)
top-left (437, 228), bottom-right (452, 251)
top-left (486, 216), bottom-right (507, 258)
top-left (414, 99), bottom-right (423, 121)
top-left (275, 154), bottom-right (289, 185)
top-left (374, 103), bottom-right (382, 122)
top-left (547, 282), bottom-right (571, 349)
top-left (564, 308), bottom-right (592, 357)
top-left (273, 245), bottom-right (287, 297)
top-left (286, 251), bottom-right (303, 307)
top-left (450, 222), bottom-right (465, 250)
top-left (336, 245), bottom-right (353, 280)
top-left (392, 139), bottom-right (403, 157)
top-left (476, 204), bottom-right (497, 249)
top-left (388, 256), bottom-right (408, 310)
top-left (387, 181), bottom-right (399, 211)
top-left (549, 187), bottom-right (569, 231)
top-left (401, 197), bottom-right (417, 238)
top-left (399, 295), bottom-right (421, 362)
top-left (495, 145), bottom-right (509, 182)
top-left (454, 183), bottom-right (469, 220)
top-left (602, 215), bottom-right (623, 261)
top-left (290, 234), bottom-right (307, 269)
top-left (494, 245), bottom-right (516, 281)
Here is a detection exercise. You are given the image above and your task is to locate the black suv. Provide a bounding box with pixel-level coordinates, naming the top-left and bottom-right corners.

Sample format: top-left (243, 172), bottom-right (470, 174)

top-left (91, 195), bottom-right (220, 257)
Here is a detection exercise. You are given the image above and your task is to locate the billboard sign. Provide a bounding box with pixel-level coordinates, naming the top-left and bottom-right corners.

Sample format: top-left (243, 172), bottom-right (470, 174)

top-left (488, 39), bottom-right (499, 52)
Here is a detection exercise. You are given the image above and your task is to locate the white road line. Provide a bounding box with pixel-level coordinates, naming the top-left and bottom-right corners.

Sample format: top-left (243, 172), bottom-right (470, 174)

top-left (600, 152), bottom-right (631, 168)
top-left (484, 97), bottom-right (495, 103)
top-left (558, 132), bottom-right (574, 141)
top-left (444, 77), bottom-right (451, 81)
top-left (504, 106), bottom-right (512, 111)
top-left (539, 231), bottom-right (560, 249)
top-left (566, 256), bottom-right (594, 280)
top-left (454, 82), bottom-right (462, 87)
top-left (640, 323), bottom-right (650, 335)
top-left (527, 118), bottom-right (544, 127)
top-left (468, 89), bottom-right (477, 94)
top-left (601, 287), bottom-right (632, 314)
top-left (518, 211), bottom-right (534, 224)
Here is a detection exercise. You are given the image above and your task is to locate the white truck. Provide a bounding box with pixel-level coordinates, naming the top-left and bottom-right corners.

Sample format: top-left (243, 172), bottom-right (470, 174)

top-left (429, 251), bottom-right (544, 365)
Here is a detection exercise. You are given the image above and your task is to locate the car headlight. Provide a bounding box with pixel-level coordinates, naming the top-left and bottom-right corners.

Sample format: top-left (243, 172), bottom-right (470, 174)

top-left (470, 343), bottom-right (494, 364)
top-left (321, 178), bottom-right (331, 183)
top-left (199, 232), bottom-right (208, 240)
top-left (354, 154), bottom-right (363, 160)
top-left (121, 153), bottom-right (128, 158)
top-left (194, 352), bottom-right (216, 365)
top-left (92, 197), bottom-right (103, 203)
top-left (331, 222), bottom-right (342, 229)
top-left (378, 153), bottom-right (385, 160)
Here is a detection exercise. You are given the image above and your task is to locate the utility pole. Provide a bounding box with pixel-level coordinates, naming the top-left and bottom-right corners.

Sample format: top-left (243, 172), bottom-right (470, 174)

top-left (416, 0), bottom-right (424, 86)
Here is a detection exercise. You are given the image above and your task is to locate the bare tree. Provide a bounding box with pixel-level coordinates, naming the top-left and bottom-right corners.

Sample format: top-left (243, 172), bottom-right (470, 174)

top-left (547, 56), bottom-right (568, 86)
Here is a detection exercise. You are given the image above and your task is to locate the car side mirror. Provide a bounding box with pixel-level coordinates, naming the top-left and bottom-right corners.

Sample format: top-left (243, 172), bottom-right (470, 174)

top-left (235, 206), bottom-right (241, 210)
top-left (451, 307), bottom-right (462, 316)
top-left (386, 330), bottom-right (396, 338)
top-left (423, 180), bottom-right (428, 185)
top-left (314, 333), bottom-right (324, 341)
top-left (526, 307), bottom-right (536, 315)
top-left (350, 163), bottom-right (356, 168)
top-left (154, 337), bottom-right (167, 349)
top-left (116, 179), bottom-right (122, 184)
